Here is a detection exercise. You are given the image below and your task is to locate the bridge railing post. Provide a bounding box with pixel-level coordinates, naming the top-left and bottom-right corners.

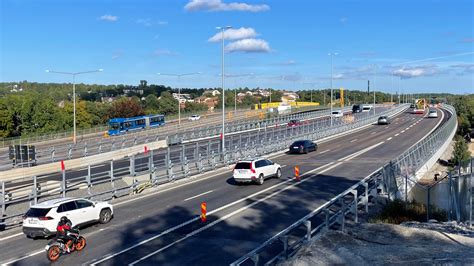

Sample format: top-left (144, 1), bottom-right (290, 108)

top-left (87, 164), bottom-right (92, 196)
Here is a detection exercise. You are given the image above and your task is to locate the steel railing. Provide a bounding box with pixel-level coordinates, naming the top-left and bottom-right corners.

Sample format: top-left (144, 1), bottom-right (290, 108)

top-left (230, 105), bottom-right (457, 265)
top-left (0, 104), bottom-right (406, 230)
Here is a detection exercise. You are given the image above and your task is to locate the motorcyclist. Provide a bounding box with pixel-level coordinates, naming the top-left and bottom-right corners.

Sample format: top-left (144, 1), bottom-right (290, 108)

top-left (56, 216), bottom-right (76, 253)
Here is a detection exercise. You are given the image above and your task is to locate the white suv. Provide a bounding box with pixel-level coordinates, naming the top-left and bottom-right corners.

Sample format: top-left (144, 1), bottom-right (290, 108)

top-left (22, 197), bottom-right (113, 238)
top-left (189, 114), bottom-right (201, 121)
top-left (233, 158), bottom-right (281, 185)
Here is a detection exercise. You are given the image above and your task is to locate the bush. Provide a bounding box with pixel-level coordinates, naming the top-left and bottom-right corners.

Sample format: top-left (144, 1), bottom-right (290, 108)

top-left (371, 199), bottom-right (447, 224)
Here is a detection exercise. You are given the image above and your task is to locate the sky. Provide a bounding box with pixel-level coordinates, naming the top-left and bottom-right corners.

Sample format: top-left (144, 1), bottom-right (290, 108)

top-left (1, 0), bottom-right (473, 94)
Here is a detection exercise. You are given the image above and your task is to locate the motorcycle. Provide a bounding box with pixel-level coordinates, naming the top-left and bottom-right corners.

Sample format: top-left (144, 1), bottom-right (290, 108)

top-left (45, 228), bottom-right (86, 262)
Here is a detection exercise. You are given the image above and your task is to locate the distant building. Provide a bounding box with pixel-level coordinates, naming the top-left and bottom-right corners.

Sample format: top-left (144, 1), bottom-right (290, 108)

top-left (172, 93), bottom-right (193, 103)
top-left (282, 92), bottom-right (299, 102)
top-left (203, 89), bottom-right (221, 97)
top-left (101, 96), bottom-right (117, 103)
top-left (194, 96), bottom-right (218, 111)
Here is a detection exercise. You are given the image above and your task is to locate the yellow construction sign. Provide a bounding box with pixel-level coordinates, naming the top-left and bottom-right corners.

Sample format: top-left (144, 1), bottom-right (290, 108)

top-left (254, 101), bottom-right (320, 110)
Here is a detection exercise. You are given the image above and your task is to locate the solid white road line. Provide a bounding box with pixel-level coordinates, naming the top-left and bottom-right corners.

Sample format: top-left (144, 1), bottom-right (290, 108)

top-left (128, 162), bottom-right (344, 265)
top-left (2, 250), bottom-right (44, 265)
top-left (183, 190), bottom-right (215, 202)
top-left (0, 232), bottom-right (23, 242)
top-left (87, 163), bottom-right (335, 265)
top-left (350, 139), bottom-right (358, 143)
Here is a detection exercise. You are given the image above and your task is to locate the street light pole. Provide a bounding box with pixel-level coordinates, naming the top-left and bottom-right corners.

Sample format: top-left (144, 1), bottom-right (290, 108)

top-left (216, 26), bottom-right (232, 154)
top-left (46, 69), bottom-right (103, 144)
top-left (328, 53), bottom-right (338, 126)
top-left (157, 72), bottom-right (201, 126)
top-left (373, 64), bottom-right (377, 115)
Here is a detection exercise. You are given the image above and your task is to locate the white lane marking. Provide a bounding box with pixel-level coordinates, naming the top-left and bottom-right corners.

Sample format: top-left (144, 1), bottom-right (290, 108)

top-left (128, 162), bottom-right (344, 265)
top-left (401, 130), bottom-right (405, 133)
top-left (405, 127), bottom-right (410, 130)
top-left (370, 132), bottom-right (377, 135)
top-left (395, 133), bottom-right (400, 137)
top-left (387, 137), bottom-right (393, 141)
top-left (183, 190), bottom-right (215, 202)
top-left (0, 232), bottom-right (23, 242)
top-left (86, 163), bottom-right (335, 265)
top-left (2, 250), bottom-right (43, 265)
top-left (350, 139), bottom-right (358, 143)
top-left (319, 149), bottom-right (330, 154)
top-left (385, 126), bottom-right (389, 129)
top-left (339, 141), bottom-right (384, 162)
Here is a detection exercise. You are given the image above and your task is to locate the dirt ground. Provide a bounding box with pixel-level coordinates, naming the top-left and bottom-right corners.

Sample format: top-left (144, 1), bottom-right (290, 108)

top-left (280, 222), bottom-right (474, 265)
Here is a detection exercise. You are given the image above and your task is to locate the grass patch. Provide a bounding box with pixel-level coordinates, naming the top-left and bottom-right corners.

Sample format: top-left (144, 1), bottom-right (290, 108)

top-left (370, 199), bottom-right (447, 224)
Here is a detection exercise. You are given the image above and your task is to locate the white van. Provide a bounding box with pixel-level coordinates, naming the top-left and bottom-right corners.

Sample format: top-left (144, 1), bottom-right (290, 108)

top-left (362, 105), bottom-right (372, 112)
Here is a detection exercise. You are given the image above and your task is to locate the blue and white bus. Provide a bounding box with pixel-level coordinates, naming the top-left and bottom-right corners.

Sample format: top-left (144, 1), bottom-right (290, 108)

top-left (107, 114), bottom-right (165, 135)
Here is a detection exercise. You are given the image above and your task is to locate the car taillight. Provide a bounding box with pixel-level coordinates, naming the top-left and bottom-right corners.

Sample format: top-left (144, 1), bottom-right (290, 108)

top-left (38, 216), bottom-right (54, 220)
top-left (250, 165), bottom-right (256, 174)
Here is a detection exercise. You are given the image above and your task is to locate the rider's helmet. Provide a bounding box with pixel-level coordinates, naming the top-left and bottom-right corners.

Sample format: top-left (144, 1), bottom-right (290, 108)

top-left (60, 216), bottom-right (68, 224)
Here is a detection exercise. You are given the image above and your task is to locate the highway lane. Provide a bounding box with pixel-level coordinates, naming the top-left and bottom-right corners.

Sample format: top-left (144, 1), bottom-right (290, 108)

top-left (2, 107), bottom-right (392, 192)
top-left (0, 108), bottom-right (446, 265)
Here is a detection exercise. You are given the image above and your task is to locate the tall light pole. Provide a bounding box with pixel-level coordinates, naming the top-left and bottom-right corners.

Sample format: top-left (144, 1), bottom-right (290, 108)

top-left (157, 72), bottom-right (201, 126)
top-left (328, 52), bottom-right (338, 126)
top-left (373, 64), bottom-right (377, 115)
top-left (216, 26), bottom-right (232, 154)
top-left (46, 69), bottom-right (103, 144)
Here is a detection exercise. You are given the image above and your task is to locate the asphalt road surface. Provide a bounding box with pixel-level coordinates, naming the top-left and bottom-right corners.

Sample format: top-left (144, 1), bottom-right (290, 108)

top-left (0, 108), bottom-right (447, 265)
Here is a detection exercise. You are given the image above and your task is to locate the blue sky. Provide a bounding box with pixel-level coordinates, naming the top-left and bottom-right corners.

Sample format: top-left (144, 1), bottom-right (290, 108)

top-left (1, 0), bottom-right (473, 94)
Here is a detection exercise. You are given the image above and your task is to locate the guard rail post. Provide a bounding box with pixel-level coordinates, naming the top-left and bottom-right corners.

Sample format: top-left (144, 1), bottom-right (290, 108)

top-left (130, 155), bottom-right (135, 176)
top-left (280, 235), bottom-right (289, 259)
top-left (1, 181), bottom-right (5, 217)
top-left (324, 209), bottom-right (330, 231)
top-left (67, 145), bottom-right (72, 160)
top-left (50, 148), bottom-right (55, 162)
top-left (84, 143), bottom-right (88, 157)
top-left (198, 153), bottom-right (203, 173)
top-left (61, 168), bottom-right (66, 198)
top-left (351, 189), bottom-right (358, 223)
top-left (304, 220), bottom-right (311, 241)
top-left (183, 157), bottom-right (189, 177)
top-left (110, 160), bottom-right (116, 197)
top-left (32, 176), bottom-right (38, 205)
top-left (167, 160), bottom-right (174, 182)
top-left (87, 164), bottom-right (92, 195)
top-left (363, 182), bottom-right (369, 213)
top-left (339, 197), bottom-right (345, 231)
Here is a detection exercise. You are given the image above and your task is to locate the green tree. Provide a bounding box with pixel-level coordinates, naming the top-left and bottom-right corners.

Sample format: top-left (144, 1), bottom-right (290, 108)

top-left (108, 98), bottom-right (145, 118)
top-left (157, 91), bottom-right (179, 114)
top-left (451, 136), bottom-right (471, 168)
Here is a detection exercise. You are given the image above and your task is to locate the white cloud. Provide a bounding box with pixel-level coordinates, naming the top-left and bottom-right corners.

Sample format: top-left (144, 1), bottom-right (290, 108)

top-left (393, 65), bottom-right (439, 79)
top-left (208, 27), bottom-right (258, 42)
top-left (185, 0), bottom-right (269, 12)
top-left (99, 14), bottom-right (118, 22)
top-left (225, 38), bottom-right (271, 53)
top-left (451, 63), bottom-right (474, 74)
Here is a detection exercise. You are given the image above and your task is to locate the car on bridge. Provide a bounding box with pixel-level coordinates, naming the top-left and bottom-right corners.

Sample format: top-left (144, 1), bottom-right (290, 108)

top-left (331, 110), bottom-right (343, 118)
top-left (22, 197), bottom-right (113, 238)
top-left (289, 140), bottom-right (318, 154)
top-left (189, 114), bottom-right (201, 121)
top-left (428, 109), bottom-right (438, 118)
top-left (233, 158), bottom-right (281, 185)
top-left (377, 116), bottom-right (391, 125)
top-left (288, 119), bottom-right (303, 127)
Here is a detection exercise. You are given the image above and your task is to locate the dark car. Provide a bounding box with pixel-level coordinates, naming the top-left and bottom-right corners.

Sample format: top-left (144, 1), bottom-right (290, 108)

top-left (410, 104), bottom-right (415, 108)
top-left (352, 104), bottom-right (362, 113)
top-left (377, 116), bottom-right (390, 125)
top-left (289, 140), bottom-right (317, 154)
top-left (288, 119), bottom-right (302, 127)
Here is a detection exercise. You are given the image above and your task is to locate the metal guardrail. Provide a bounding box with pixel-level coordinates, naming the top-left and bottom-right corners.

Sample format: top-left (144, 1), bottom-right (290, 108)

top-left (0, 105), bottom-right (406, 229)
top-left (231, 104), bottom-right (457, 266)
top-left (0, 106), bottom-right (336, 170)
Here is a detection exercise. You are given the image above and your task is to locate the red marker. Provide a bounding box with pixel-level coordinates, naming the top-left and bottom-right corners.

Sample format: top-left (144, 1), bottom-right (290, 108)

top-left (60, 160), bottom-right (65, 171)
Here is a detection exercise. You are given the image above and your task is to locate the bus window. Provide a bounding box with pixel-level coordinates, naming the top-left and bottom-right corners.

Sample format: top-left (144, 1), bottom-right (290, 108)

top-left (109, 122), bottom-right (120, 130)
top-left (123, 121), bottom-right (132, 128)
top-left (150, 116), bottom-right (164, 124)
top-left (135, 119), bottom-right (146, 126)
